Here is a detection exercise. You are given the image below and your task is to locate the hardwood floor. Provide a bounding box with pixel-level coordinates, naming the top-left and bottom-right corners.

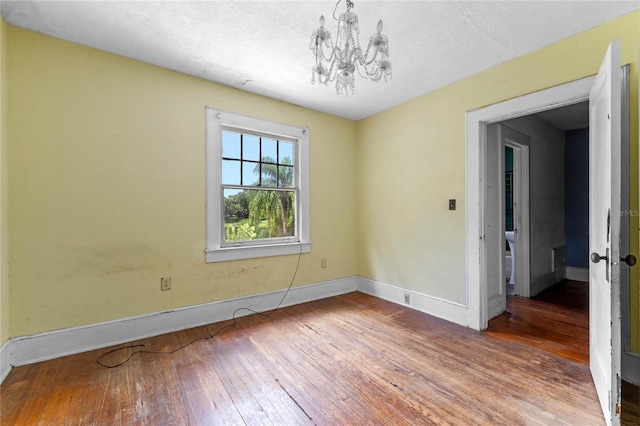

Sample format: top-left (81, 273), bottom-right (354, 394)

top-left (485, 280), bottom-right (589, 365)
top-left (1, 291), bottom-right (604, 425)
top-left (623, 379), bottom-right (640, 426)
top-left (485, 279), bottom-right (640, 425)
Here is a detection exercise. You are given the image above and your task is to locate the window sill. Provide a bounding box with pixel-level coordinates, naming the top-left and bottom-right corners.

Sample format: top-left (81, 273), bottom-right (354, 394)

top-left (205, 241), bottom-right (311, 263)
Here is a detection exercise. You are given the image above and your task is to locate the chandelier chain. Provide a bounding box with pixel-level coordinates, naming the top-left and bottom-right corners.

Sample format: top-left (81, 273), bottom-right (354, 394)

top-left (332, 0), bottom-right (341, 21)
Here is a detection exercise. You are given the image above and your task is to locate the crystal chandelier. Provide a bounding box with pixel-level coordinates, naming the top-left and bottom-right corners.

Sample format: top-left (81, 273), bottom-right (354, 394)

top-left (310, 0), bottom-right (391, 96)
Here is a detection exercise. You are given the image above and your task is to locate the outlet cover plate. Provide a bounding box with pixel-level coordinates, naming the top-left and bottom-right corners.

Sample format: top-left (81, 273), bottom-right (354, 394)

top-left (161, 277), bottom-right (172, 291)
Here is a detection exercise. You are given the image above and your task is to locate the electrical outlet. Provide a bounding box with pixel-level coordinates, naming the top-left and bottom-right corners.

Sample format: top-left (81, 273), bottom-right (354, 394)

top-left (449, 199), bottom-right (456, 210)
top-left (404, 294), bottom-right (410, 304)
top-left (321, 258), bottom-right (327, 269)
top-left (161, 276), bottom-right (172, 291)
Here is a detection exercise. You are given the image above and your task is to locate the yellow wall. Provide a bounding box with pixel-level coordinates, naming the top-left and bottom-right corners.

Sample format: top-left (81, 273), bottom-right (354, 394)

top-left (8, 26), bottom-right (357, 337)
top-left (356, 11), bottom-right (640, 350)
top-left (6, 11), bottom-right (640, 352)
top-left (0, 16), bottom-right (8, 346)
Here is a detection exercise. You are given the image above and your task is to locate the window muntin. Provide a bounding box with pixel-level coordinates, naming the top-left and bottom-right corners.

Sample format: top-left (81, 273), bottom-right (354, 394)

top-left (221, 130), bottom-right (295, 188)
top-left (205, 108), bottom-right (311, 262)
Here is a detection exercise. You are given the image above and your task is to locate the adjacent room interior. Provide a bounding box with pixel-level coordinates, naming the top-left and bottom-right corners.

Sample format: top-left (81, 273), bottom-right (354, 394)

top-left (485, 102), bottom-right (591, 363)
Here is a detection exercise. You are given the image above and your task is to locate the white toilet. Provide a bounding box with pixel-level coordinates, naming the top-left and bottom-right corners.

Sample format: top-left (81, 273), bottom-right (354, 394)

top-left (505, 231), bottom-right (515, 284)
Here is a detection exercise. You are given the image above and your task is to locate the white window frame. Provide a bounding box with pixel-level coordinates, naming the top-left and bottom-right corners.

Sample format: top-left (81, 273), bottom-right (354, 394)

top-left (205, 108), bottom-right (311, 262)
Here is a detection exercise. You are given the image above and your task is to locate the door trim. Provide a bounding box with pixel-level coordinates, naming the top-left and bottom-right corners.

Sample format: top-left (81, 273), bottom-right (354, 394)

top-left (466, 76), bottom-right (595, 330)
top-left (620, 64), bottom-right (639, 385)
top-left (504, 134), bottom-right (531, 298)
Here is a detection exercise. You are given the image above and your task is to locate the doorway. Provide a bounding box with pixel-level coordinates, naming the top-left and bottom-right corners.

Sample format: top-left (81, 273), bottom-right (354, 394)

top-left (465, 75), bottom-right (595, 331)
top-left (465, 68), bottom-right (636, 383)
top-left (496, 101), bottom-right (589, 314)
top-left (486, 102), bottom-right (591, 363)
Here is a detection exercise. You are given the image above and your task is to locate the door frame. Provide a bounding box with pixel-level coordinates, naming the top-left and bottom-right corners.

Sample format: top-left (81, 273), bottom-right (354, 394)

top-left (504, 134), bottom-right (531, 298)
top-left (620, 64), bottom-right (639, 385)
top-left (465, 75), bottom-right (595, 330)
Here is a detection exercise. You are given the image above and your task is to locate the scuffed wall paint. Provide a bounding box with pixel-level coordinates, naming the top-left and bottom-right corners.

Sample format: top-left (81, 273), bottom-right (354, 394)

top-left (8, 26), bottom-right (357, 337)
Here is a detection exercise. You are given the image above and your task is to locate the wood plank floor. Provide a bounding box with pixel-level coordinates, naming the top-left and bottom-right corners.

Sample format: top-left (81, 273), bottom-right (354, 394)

top-left (485, 279), bottom-right (640, 425)
top-left (623, 379), bottom-right (640, 426)
top-left (484, 280), bottom-right (589, 365)
top-left (1, 291), bottom-right (605, 425)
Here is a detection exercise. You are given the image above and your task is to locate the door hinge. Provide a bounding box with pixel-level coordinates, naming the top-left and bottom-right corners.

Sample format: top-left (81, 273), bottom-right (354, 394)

top-left (615, 402), bottom-right (621, 415)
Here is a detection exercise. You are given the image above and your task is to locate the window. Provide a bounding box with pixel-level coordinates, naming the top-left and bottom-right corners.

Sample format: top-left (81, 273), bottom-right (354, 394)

top-left (205, 108), bottom-right (311, 262)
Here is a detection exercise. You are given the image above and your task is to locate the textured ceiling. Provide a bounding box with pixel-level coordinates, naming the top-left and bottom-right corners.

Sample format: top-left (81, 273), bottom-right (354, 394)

top-left (2, 1), bottom-right (639, 120)
top-left (535, 101), bottom-right (590, 131)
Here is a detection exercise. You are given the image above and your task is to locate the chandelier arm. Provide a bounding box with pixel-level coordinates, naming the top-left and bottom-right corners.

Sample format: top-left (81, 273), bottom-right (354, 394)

top-left (363, 43), bottom-right (378, 66)
top-left (354, 62), bottom-right (369, 80)
top-left (354, 57), bottom-right (374, 79)
top-left (356, 63), bottom-right (377, 81)
top-left (322, 46), bottom-right (336, 62)
top-left (365, 54), bottom-right (381, 67)
top-left (363, 39), bottom-right (387, 67)
top-left (313, 36), bottom-right (333, 62)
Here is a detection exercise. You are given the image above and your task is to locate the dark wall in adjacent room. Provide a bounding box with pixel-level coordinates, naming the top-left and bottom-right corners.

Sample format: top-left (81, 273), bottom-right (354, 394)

top-left (564, 128), bottom-right (589, 269)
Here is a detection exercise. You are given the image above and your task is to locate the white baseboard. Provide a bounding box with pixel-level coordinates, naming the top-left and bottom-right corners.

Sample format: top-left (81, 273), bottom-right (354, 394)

top-left (357, 277), bottom-right (469, 327)
top-left (0, 338), bottom-right (10, 384)
top-left (1, 276), bottom-right (357, 382)
top-left (565, 266), bottom-right (589, 282)
top-left (623, 351), bottom-right (640, 385)
top-left (5, 273), bottom-right (636, 388)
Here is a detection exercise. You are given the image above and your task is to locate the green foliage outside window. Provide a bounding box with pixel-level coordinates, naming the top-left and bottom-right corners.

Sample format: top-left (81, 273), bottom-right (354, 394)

top-left (224, 155), bottom-right (295, 242)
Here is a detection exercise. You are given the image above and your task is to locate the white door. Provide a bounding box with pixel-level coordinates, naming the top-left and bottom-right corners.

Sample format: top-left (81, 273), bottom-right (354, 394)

top-left (502, 126), bottom-right (530, 299)
top-left (485, 123), bottom-right (506, 320)
top-left (485, 124), bottom-right (531, 321)
top-left (589, 40), bottom-right (621, 426)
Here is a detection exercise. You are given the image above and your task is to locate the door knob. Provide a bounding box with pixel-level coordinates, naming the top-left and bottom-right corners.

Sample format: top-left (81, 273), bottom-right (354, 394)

top-left (591, 252), bottom-right (608, 263)
top-left (621, 254), bottom-right (637, 266)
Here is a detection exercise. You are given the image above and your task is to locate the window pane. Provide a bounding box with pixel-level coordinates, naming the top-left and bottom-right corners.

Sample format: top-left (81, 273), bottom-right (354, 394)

top-left (279, 141), bottom-right (294, 165)
top-left (261, 163), bottom-right (278, 188)
top-left (243, 134), bottom-right (260, 161)
top-left (222, 159), bottom-right (240, 185)
top-left (262, 138), bottom-right (277, 163)
top-left (223, 189), bottom-right (295, 242)
top-left (242, 161), bottom-right (259, 186)
top-left (278, 165), bottom-right (294, 188)
top-left (223, 188), bottom-right (248, 222)
top-left (223, 188), bottom-right (254, 242)
top-left (222, 131), bottom-right (241, 159)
